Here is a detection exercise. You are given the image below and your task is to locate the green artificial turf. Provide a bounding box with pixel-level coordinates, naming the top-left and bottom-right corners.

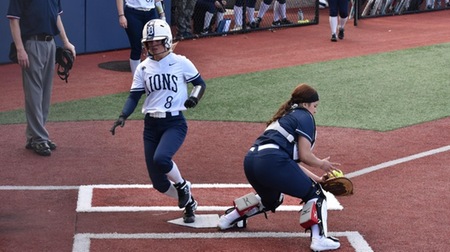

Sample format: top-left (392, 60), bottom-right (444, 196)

top-left (1, 43), bottom-right (449, 131)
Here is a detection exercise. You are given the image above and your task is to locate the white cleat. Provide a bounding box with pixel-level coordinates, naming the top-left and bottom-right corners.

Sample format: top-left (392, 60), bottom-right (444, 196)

top-left (310, 236), bottom-right (340, 251)
top-left (217, 213), bottom-right (237, 230)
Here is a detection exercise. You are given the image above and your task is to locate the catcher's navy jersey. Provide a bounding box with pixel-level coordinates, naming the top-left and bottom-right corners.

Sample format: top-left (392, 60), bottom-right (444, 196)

top-left (254, 108), bottom-right (316, 159)
top-left (130, 53), bottom-right (200, 114)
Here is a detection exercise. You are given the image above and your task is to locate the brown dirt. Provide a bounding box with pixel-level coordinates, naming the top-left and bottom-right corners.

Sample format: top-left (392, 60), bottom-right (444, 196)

top-left (1, 9), bottom-right (449, 252)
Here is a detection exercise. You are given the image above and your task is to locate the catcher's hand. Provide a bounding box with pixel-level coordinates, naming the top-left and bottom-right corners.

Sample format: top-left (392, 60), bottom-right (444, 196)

top-left (320, 170), bottom-right (354, 196)
top-left (110, 116), bottom-right (126, 135)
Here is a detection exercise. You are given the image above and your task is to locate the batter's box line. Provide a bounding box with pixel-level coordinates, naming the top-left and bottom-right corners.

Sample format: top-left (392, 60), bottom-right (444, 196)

top-left (76, 184), bottom-right (343, 212)
top-left (73, 231), bottom-right (373, 252)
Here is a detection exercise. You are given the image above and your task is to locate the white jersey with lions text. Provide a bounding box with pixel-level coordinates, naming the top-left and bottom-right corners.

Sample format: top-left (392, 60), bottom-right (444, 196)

top-left (131, 53), bottom-right (200, 114)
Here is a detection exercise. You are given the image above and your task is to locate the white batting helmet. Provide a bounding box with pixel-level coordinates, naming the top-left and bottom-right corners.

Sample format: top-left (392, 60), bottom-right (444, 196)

top-left (141, 19), bottom-right (172, 50)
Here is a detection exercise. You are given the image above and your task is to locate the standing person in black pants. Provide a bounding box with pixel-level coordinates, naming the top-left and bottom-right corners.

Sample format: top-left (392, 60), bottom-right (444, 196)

top-left (116, 0), bottom-right (166, 75)
top-left (328, 0), bottom-right (349, 42)
top-left (7, 0), bottom-right (76, 156)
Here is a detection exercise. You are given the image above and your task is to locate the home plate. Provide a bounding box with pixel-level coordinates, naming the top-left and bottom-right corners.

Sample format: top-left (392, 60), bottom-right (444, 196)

top-left (168, 214), bottom-right (220, 228)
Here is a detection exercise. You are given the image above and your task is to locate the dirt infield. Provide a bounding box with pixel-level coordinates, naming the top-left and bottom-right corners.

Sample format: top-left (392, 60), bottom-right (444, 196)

top-left (1, 9), bottom-right (449, 252)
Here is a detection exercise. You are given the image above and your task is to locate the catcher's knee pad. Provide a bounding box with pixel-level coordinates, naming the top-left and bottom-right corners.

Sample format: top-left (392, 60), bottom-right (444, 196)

top-left (300, 197), bottom-right (329, 237)
top-left (234, 192), bottom-right (264, 216)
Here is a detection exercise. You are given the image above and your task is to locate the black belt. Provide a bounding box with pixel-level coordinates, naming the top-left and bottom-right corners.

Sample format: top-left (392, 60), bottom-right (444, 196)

top-left (25, 34), bottom-right (54, 42)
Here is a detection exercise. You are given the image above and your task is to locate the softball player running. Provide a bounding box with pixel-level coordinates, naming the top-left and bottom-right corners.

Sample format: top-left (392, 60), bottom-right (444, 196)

top-left (217, 84), bottom-right (341, 251)
top-left (111, 19), bottom-right (206, 223)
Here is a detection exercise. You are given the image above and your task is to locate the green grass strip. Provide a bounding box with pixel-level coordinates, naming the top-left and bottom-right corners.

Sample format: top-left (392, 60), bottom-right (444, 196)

top-left (1, 43), bottom-right (449, 131)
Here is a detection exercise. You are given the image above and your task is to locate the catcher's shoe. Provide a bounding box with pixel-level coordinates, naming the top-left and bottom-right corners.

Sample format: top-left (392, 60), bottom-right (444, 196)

top-left (217, 208), bottom-right (246, 230)
top-left (310, 236), bottom-right (340, 251)
top-left (174, 180), bottom-right (191, 208)
top-left (183, 198), bottom-right (197, 223)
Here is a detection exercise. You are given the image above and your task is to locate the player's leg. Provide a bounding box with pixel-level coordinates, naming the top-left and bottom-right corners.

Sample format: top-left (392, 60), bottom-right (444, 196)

top-left (203, 12), bottom-right (214, 33)
top-left (272, 0), bottom-right (281, 25)
top-left (215, 10), bottom-right (225, 29)
top-left (203, 1), bottom-right (219, 33)
top-left (256, 0), bottom-right (274, 27)
top-left (218, 191), bottom-right (283, 229)
top-left (143, 115), bottom-right (196, 222)
top-left (124, 8), bottom-right (144, 75)
top-left (232, 0), bottom-right (244, 30)
top-left (218, 150), bottom-right (286, 229)
top-left (300, 183), bottom-right (340, 251)
top-left (276, 0), bottom-right (292, 24)
top-left (337, 0), bottom-right (349, 39)
top-left (246, 0), bottom-right (257, 27)
top-left (328, 0), bottom-right (339, 41)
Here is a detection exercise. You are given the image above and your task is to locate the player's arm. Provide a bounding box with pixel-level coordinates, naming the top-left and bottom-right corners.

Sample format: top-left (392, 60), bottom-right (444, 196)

top-left (298, 164), bottom-right (324, 183)
top-left (298, 136), bottom-right (339, 173)
top-left (155, 0), bottom-right (166, 21)
top-left (184, 76), bottom-right (206, 108)
top-left (116, 0), bottom-right (127, 28)
top-left (110, 90), bottom-right (144, 135)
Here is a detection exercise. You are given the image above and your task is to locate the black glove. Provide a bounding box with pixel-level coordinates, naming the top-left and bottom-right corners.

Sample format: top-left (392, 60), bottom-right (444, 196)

top-left (184, 97), bottom-right (198, 108)
top-left (110, 116), bottom-right (126, 135)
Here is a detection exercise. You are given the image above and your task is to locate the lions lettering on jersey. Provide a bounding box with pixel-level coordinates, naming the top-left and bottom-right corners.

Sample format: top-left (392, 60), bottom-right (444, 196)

top-left (145, 74), bottom-right (179, 94)
top-left (131, 53), bottom-right (200, 114)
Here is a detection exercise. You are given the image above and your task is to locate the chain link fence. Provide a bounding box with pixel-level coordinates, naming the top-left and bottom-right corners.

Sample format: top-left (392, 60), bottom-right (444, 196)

top-left (171, 0), bottom-right (320, 41)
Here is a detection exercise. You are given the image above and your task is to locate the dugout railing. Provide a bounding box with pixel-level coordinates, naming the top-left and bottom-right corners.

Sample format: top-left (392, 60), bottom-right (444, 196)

top-left (173, 0), bottom-right (320, 41)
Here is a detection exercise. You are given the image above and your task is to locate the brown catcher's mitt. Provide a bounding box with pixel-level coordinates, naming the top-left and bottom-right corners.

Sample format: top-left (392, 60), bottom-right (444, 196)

top-left (321, 170), bottom-right (354, 196)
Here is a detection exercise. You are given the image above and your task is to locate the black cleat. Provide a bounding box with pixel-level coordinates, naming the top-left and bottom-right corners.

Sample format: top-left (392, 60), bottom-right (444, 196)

top-left (331, 34), bottom-right (337, 42)
top-left (174, 180), bottom-right (191, 208)
top-left (338, 28), bottom-right (344, 40)
top-left (280, 18), bottom-right (292, 25)
top-left (183, 198), bottom-right (197, 223)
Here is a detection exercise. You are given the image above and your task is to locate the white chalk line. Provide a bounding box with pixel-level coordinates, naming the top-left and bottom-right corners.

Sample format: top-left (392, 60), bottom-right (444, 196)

top-left (72, 231), bottom-right (373, 252)
top-left (75, 184), bottom-right (343, 212)
top-left (346, 145), bottom-right (450, 178)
